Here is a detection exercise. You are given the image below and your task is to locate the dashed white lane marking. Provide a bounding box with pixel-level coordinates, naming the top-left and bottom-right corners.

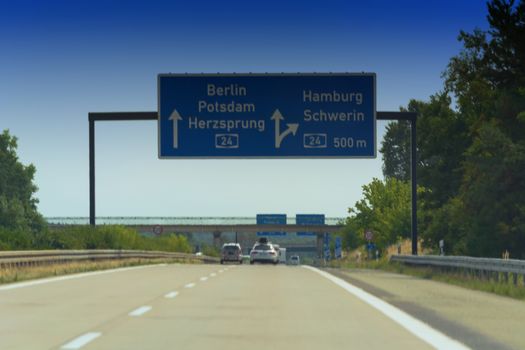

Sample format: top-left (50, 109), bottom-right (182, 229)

top-left (210, 273), bottom-right (217, 277)
top-left (184, 282), bottom-right (196, 288)
top-left (164, 291), bottom-right (179, 299)
top-left (218, 270), bottom-right (224, 273)
top-left (128, 306), bottom-right (152, 317)
top-left (304, 266), bottom-right (471, 350)
top-left (61, 332), bottom-right (102, 349)
top-left (200, 276), bottom-right (208, 282)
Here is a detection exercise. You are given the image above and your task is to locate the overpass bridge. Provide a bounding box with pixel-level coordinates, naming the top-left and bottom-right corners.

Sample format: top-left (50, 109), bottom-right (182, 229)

top-left (129, 224), bottom-right (342, 256)
top-left (128, 224), bottom-right (341, 234)
top-left (48, 221), bottom-right (343, 257)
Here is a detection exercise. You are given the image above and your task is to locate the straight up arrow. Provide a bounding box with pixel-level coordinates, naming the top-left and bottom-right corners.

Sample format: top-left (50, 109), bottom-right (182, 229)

top-left (169, 109), bottom-right (183, 149)
top-left (271, 109), bottom-right (284, 148)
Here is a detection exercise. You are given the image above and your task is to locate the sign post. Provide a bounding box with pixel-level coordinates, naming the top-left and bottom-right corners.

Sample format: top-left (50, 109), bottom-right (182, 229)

top-left (89, 73), bottom-right (419, 256)
top-left (335, 236), bottom-right (342, 259)
top-left (158, 73), bottom-right (376, 158)
top-left (365, 230), bottom-right (373, 242)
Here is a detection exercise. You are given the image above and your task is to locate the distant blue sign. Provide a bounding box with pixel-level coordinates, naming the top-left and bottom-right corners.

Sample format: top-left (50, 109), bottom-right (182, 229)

top-left (257, 214), bottom-right (287, 236)
top-left (158, 73), bottom-right (376, 158)
top-left (296, 214), bottom-right (325, 236)
top-left (324, 233), bottom-right (331, 260)
top-left (335, 237), bottom-right (342, 259)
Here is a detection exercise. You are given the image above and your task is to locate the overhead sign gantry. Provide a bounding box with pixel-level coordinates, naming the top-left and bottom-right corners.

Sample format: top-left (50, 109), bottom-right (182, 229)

top-left (89, 72), bottom-right (419, 254)
top-left (158, 73), bottom-right (376, 158)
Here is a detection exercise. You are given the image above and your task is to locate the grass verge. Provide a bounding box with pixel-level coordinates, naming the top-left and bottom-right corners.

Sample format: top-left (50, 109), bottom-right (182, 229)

top-left (328, 259), bottom-right (525, 301)
top-left (0, 258), bottom-right (197, 285)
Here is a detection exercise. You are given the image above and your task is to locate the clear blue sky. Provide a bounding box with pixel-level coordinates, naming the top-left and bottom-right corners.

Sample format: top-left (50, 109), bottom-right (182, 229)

top-left (0, 0), bottom-right (488, 218)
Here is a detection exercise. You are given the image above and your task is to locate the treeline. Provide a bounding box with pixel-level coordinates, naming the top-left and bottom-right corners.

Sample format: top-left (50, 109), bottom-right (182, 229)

top-left (0, 129), bottom-right (192, 253)
top-left (343, 0), bottom-right (525, 258)
top-left (0, 225), bottom-right (191, 252)
top-left (0, 224), bottom-right (192, 253)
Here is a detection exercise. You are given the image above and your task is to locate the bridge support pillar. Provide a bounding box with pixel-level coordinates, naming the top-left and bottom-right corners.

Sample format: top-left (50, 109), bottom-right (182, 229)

top-left (213, 231), bottom-right (222, 248)
top-left (316, 234), bottom-right (324, 259)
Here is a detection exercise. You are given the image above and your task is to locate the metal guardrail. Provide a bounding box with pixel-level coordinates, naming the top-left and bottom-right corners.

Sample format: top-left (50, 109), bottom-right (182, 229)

top-left (0, 250), bottom-right (219, 268)
top-left (390, 255), bottom-right (525, 285)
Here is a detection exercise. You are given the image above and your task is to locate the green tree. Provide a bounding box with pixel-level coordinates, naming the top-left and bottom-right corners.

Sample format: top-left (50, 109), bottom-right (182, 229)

top-left (381, 94), bottom-right (469, 209)
top-left (380, 120), bottom-right (410, 182)
top-left (439, 0), bottom-right (525, 257)
top-left (0, 130), bottom-right (45, 234)
top-left (445, 0), bottom-right (525, 139)
top-left (381, 1), bottom-right (525, 257)
top-left (461, 123), bottom-right (525, 256)
top-left (344, 178), bottom-right (425, 251)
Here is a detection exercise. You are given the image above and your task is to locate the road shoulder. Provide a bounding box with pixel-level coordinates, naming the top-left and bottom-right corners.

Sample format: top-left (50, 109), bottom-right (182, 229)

top-left (325, 268), bottom-right (521, 350)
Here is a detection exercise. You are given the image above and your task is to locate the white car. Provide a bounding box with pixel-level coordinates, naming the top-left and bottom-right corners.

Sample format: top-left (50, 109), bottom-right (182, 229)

top-left (289, 255), bottom-right (300, 265)
top-left (249, 243), bottom-right (279, 265)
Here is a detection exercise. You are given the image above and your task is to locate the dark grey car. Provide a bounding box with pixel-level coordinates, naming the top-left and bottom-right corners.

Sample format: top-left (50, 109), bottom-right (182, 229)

top-left (221, 243), bottom-right (243, 264)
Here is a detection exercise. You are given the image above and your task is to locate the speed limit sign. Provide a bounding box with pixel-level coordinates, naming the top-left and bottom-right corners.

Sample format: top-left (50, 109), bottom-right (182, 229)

top-left (365, 230), bottom-right (373, 241)
top-left (153, 225), bottom-right (163, 236)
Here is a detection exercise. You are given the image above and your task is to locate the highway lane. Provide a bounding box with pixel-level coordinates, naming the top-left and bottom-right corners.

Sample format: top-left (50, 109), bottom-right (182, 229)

top-left (0, 264), bottom-right (221, 350)
top-left (0, 264), bottom-right (469, 350)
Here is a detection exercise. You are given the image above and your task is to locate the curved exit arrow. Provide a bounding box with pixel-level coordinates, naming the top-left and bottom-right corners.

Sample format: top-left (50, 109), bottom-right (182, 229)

top-left (271, 109), bottom-right (299, 148)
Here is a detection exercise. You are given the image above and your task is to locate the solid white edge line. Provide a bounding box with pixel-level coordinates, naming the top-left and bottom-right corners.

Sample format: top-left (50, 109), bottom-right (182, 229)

top-left (184, 282), bottom-right (196, 288)
top-left (0, 264), bottom-right (163, 291)
top-left (164, 291), bottom-right (179, 298)
top-left (128, 306), bottom-right (152, 317)
top-left (303, 266), bottom-right (471, 350)
top-left (61, 332), bottom-right (102, 349)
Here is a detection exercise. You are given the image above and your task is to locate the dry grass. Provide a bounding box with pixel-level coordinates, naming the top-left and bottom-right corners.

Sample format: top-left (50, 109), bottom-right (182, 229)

top-left (338, 239), bottom-right (431, 265)
top-left (384, 239), bottom-right (433, 258)
top-left (0, 258), bottom-right (194, 285)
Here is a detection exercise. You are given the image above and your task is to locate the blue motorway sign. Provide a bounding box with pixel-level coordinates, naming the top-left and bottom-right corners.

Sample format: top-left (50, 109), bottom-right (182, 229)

top-left (296, 214), bottom-right (325, 236)
top-left (335, 237), bottom-right (342, 259)
top-left (158, 73), bottom-right (376, 158)
top-left (256, 214), bottom-right (287, 236)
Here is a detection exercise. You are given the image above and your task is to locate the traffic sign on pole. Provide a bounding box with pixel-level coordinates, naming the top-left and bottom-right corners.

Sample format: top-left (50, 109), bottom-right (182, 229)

top-left (153, 225), bottom-right (163, 236)
top-left (335, 237), bottom-right (342, 259)
top-left (158, 73), bottom-right (376, 158)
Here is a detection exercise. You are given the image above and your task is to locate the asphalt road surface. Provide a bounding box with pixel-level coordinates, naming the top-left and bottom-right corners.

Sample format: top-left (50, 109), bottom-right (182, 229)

top-left (0, 263), bottom-right (518, 350)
